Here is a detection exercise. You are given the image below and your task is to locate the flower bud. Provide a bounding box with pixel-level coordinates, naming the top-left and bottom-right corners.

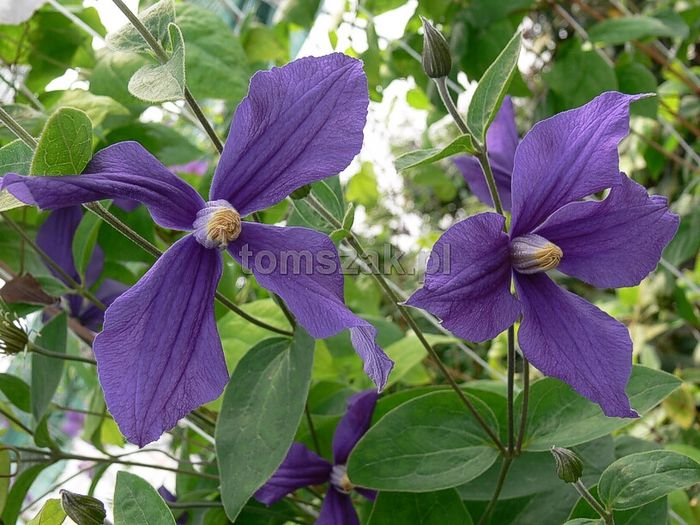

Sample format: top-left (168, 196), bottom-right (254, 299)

top-left (0, 302), bottom-right (28, 355)
top-left (421, 17), bottom-right (451, 79)
top-left (550, 446), bottom-right (583, 483)
top-left (60, 489), bottom-right (107, 525)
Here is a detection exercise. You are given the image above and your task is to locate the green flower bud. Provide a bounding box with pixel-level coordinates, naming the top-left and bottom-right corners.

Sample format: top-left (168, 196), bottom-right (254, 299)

top-left (421, 17), bottom-right (452, 79)
top-left (60, 490), bottom-right (107, 525)
top-left (0, 302), bottom-right (27, 356)
top-left (550, 446), bottom-right (583, 483)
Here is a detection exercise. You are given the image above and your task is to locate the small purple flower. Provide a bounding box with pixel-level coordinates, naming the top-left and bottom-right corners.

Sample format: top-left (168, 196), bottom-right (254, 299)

top-left (255, 390), bottom-right (378, 525)
top-left (407, 92), bottom-right (679, 417)
top-left (453, 96), bottom-right (517, 210)
top-left (36, 207), bottom-right (128, 331)
top-left (2, 54), bottom-right (393, 446)
top-left (60, 410), bottom-right (85, 438)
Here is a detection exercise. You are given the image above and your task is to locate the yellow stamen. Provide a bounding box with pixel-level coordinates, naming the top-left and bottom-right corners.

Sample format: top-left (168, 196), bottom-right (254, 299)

top-left (206, 208), bottom-right (242, 246)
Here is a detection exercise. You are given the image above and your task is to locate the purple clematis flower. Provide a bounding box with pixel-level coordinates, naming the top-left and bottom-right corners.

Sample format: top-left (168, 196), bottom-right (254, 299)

top-left (453, 96), bottom-right (517, 210)
top-left (2, 53), bottom-right (394, 446)
top-left (37, 207), bottom-right (128, 331)
top-left (407, 92), bottom-right (679, 417)
top-left (255, 390), bottom-right (378, 525)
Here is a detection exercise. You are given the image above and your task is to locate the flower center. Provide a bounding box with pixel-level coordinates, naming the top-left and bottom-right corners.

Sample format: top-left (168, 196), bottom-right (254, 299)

top-left (193, 200), bottom-right (242, 250)
top-left (330, 464), bottom-right (354, 494)
top-left (510, 234), bottom-right (563, 274)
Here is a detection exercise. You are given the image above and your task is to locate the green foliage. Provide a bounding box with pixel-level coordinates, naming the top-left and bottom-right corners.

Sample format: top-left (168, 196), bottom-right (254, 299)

top-left (348, 391), bottom-right (500, 490)
top-left (597, 451), bottom-right (700, 510)
top-left (216, 330), bottom-right (314, 521)
top-left (31, 312), bottom-right (67, 421)
top-left (26, 499), bottom-right (66, 525)
top-left (395, 134), bottom-right (476, 171)
top-left (588, 15), bottom-right (685, 45)
top-left (107, 0), bottom-right (175, 54)
top-left (71, 206), bottom-right (105, 281)
top-left (30, 108), bottom-right (93, 176)
top-left (114, 472), bottom-right (176, 525)
top-left (368, 489), bottom-right (473, 524)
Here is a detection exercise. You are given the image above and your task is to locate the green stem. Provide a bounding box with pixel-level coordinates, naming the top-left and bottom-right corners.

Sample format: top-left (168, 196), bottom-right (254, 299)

top-left (506, 326), bottom-right (515, 454)
top-left (305, 195), bottom-right (506, 456)
top-left (1, 213), bottom-right (107, 311)
top-left (83, 203), bottom-right (293, 336)
top-left (28, 341), bottom-right (96, 365)
top-left (434, 77), bottom-right (470, 136)
top-left (476, 150), bottom-right (505, 216)
top-left (478, 456), bottom-right (513, 525)
top-left (515, 358), bottom-right (529, 455)
top-left (0, 107), bottom-right (38, 149)
top-left (305, 403), bottom-right (321, 455)
top-left (0, 406), bottom-right (33, 435)
top-left (573, 480), bottom-right (613, 525)
top-left (110, 0), bottom-right (224, 154)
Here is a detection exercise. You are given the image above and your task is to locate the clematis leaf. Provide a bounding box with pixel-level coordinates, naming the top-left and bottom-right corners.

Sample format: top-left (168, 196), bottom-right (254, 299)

top-left (347, 390), bottom-right (500, 491)
top-left (395, 134), bottom-right (476, 171)
top-left (1, 464), bottom-right (50, 525)
top-left (217, 330), bottom-right (314, 521)
top-left (128, 24), bottom-right (186, 103)
top-left (597, 451), bottom-right (700, 510)
top-left (517, 365), bottom-right (681, 451)
top-left (107, 0), bottom-right (175, 54)
top-left (30, 108), bottom-right (92, 176)
top-left (587, 15), bottom-right (685, 45)
top-left (26, 498), bottom-right (65, 525)
top-left (0, 139), bottom-right (33, 211)
top-left (368, 489), bottom-right (473, 524)
top-left (31, 312), bottom-right (67, 421)
top-left (466, 30), bottom-right (521, 144)
top-left (0, 373), bottom-right (31, 413)
top-left (114, 472), bottom-right (176, 525)
top-left (71, 204), bottom-right (106, 282)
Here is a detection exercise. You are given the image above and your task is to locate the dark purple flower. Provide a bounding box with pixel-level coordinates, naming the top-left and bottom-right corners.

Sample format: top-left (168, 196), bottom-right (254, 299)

top-left (453, 96), bottom-right (517, 210)
top-left (36, 207), bottom-right (128, 331)
top-left (2, 54), bottom-right (393, 446)
top-left (407, 92), bottom-right (679, 417)
top-left (255, 390), bottom-right (378, 525)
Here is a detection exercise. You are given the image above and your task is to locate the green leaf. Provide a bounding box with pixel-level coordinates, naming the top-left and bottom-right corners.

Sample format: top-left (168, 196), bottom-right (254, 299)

top-left (114, 472), bottom-right (176, 525)
top-left (347, 391), bottom-right (500, 491)
top-left (32, 312), bottom-right (67, 421)
top-left (395, 134), bottom-right (476, 171)
top-left (27, 499), bottom-right (66, 525)
top-left (128, 24), bottom-right (186, 103)
top-left (383, 334), bottom-right (451, 388)
top-left (598, 451), bottom-right (700, 510)
top-left (90, 51), bottom-right (150, 112)
top-left (615, 61), bottom-right (657, 118)
top-left (34, 413), bottom-right (57, 449)
top-left (588, 16), bottom-right (684, 45)
top-left (216, 330), bottom-right (314, 521)
top-left (368, 489), bottom-right (472, 524)
top-left (30, 108), bottom-right (92, 176)
top-left (1, 464), bottom-right (49, 525)
top-left (0, 139), bottom-right (33, 211)
top-left (466, 30), bottom-right (521, 144)
top-left (0, 373), bottom-right (31, 413)
top-left (346, 162), bottom-right (379, 208)
top-left (563, 520), bottom-right (603, 525)
top-left (107, 0), bottom-right (175, 53)
top-left (71, 205), bottom-right (105, 281)
top-left (176, 4), bottom-right (250, 101)
top-left (105, 122), bottom-right (202, 165)
top-left (519, 365), bottom-right (681, 451)
top-left (0, 449), bottom-right (9, 516)
top-left (54, 90), bottom-right (130, 129)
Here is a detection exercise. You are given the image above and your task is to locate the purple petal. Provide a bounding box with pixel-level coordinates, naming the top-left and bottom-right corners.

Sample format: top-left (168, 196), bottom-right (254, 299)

top-left (210, 54), bottom-right (368, 215)
top-left (332, 390), bottom-right (377, 465)
top-left (255, 442), bottom-right (333, 505)
top-left (94, 235), bottom-right (228, 446)
top-left (2, 141), bottom-right (205, 231)
top-left (317, 489), bottom-right (359, 525)
top-left (36, 207), bottom-right (83, 283)
top-left (515, 272), bottom-right (636, 418)
top-left (355, 487), bottom-right (377, 501)
top-left (405, 213), bottom-right (521, 342)
top-left (511, 92), bottom-right (647, 236)
top-left (534, 173), bottom-right (679, 288)
top-left (79, 279), bottom-right (129, 331)
top-left (229, 222), bottom-right (394, 390)
top-left (453, 96), bottom-right (517, 210)
top-left (112, 198), bottom-right (139, 212)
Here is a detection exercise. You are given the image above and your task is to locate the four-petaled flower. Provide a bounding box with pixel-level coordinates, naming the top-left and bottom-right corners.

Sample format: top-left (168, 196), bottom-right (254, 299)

top-left (255, 390), bottom-right (378, 525)
top-left (407, 92), bottom-right (679, 416)
top-left (37, 207), bottom-right (128, 331)
top-left (2, 53), bottom-right (394, 446)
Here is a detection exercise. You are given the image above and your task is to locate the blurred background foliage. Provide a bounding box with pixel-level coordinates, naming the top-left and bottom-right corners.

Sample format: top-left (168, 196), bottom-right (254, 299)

top-left (0, 0), bottom-right (699, 523)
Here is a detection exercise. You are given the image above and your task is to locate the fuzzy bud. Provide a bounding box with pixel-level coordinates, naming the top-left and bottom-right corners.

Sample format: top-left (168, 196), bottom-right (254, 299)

top-left (421, 17), bottom-right (451, 79)
top-left (60, 490), bottom-right (107, 525)
top-left (550, 446), bottom-right (583, 483)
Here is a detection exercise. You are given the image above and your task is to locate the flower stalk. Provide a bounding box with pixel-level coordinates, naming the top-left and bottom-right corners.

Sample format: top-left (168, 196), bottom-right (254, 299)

top-left (573, 480), bottom-right (613, 525)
